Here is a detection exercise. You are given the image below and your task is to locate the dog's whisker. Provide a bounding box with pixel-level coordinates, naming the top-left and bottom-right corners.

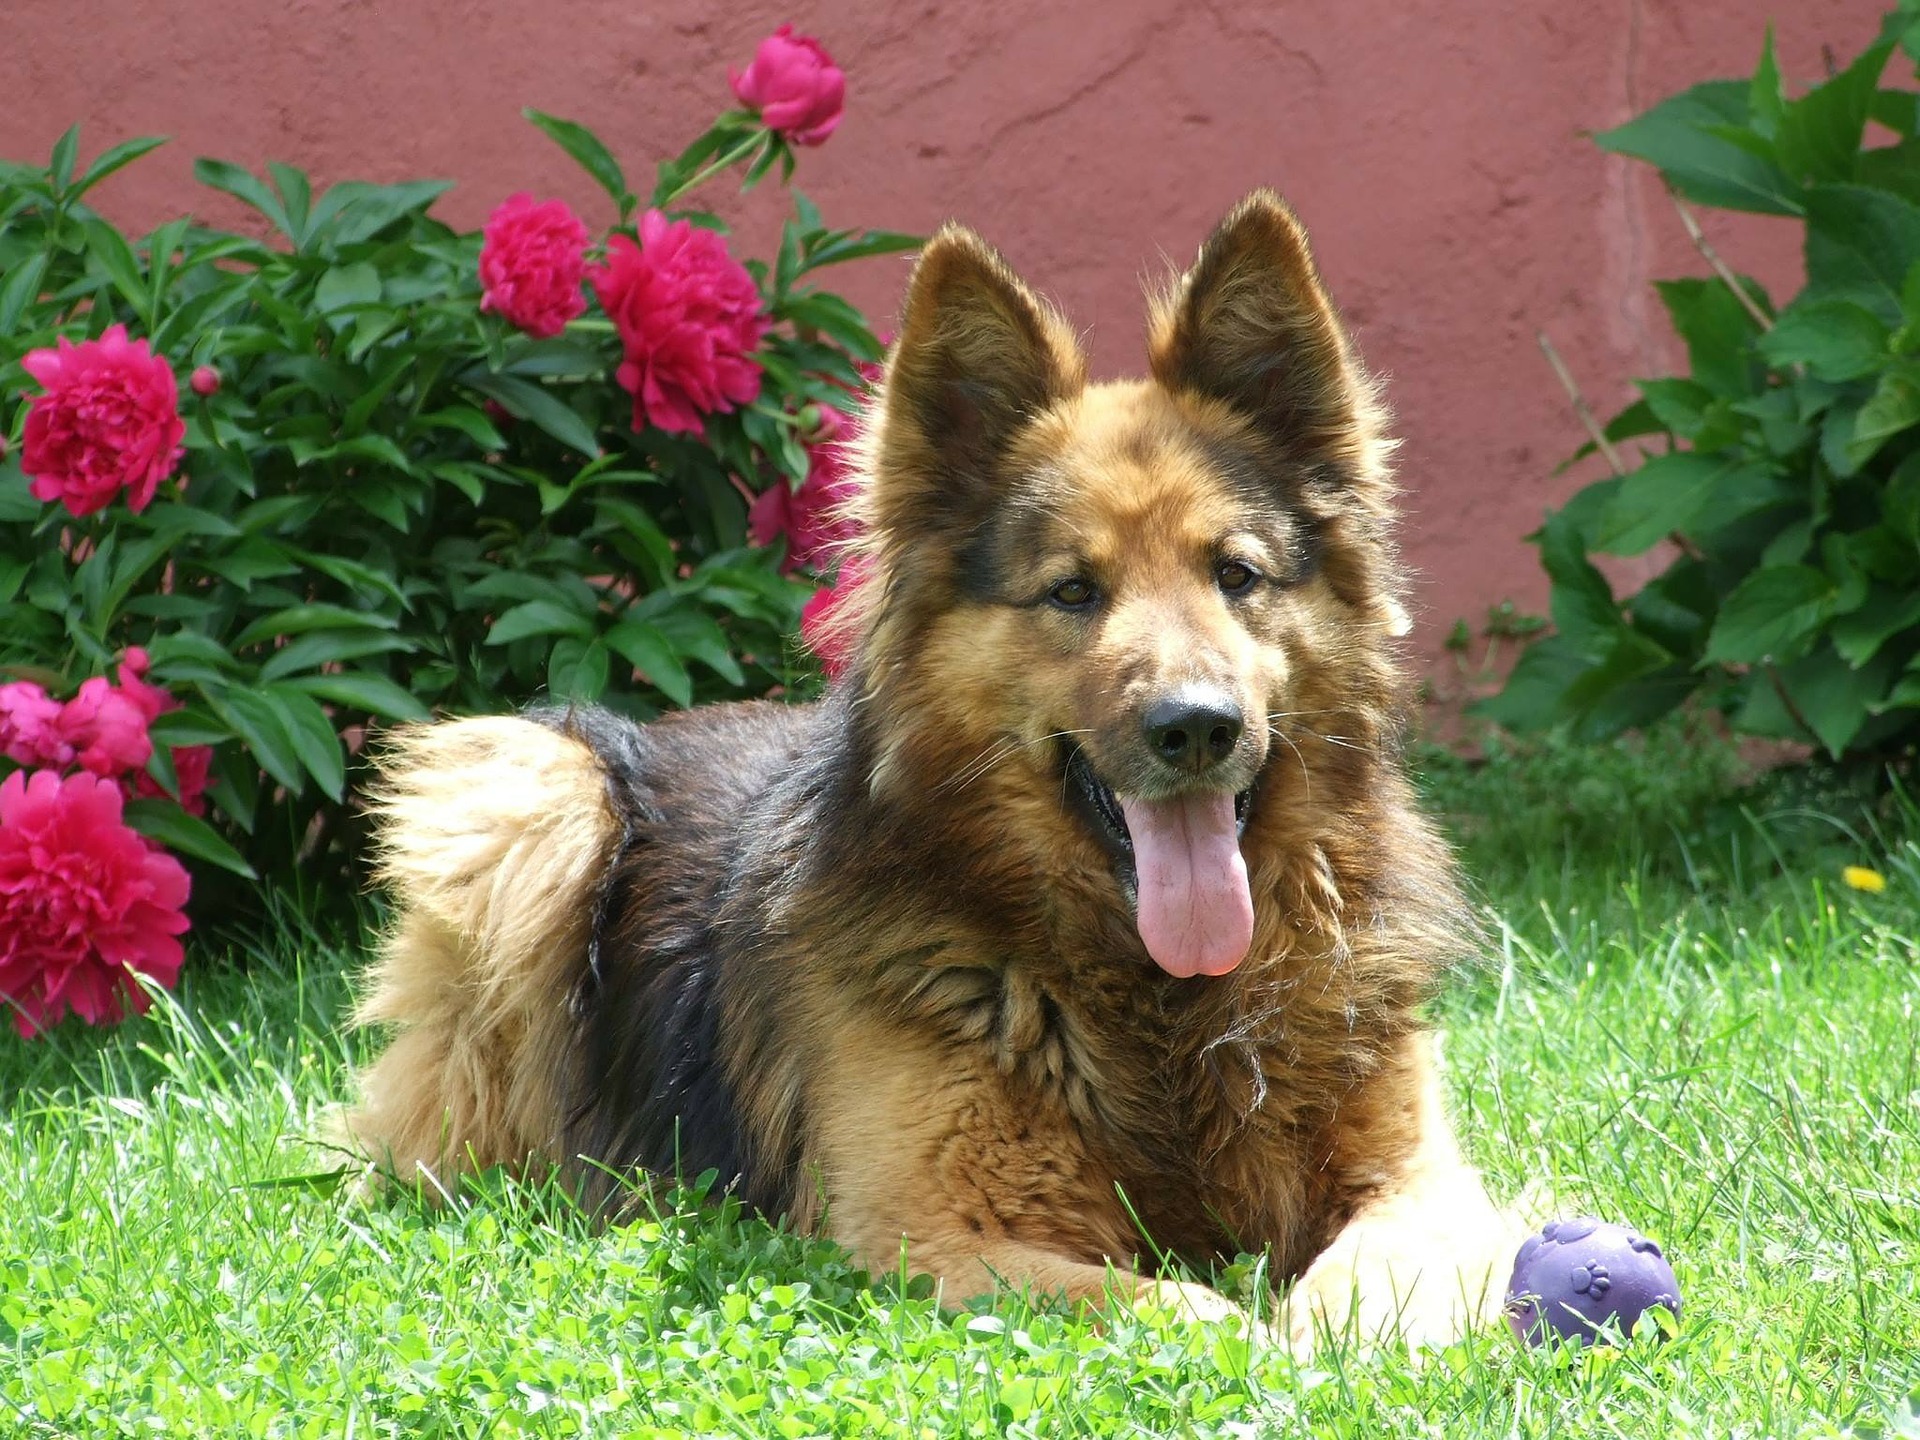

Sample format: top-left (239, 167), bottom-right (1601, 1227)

top-left (1268, 725), bottom-right (1312, 803)
top-left (942, 728), bottom-right (1097, 796)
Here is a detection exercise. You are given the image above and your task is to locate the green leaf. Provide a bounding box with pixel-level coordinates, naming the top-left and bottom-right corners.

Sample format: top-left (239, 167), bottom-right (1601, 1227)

top-left (122, 798), bottom-right (258, 879)
top-left (49, 124), bottom-right (80, 194)
top-left (1653, 277), bottom-right (1767, 396)
top-left (802, 228), bottom-right (924, 271)
top-left (142, 215), bottom-right (191, 298)
top-left (263, 685), bottom-right (347, 800)
top-left (1684, 461), bottom-right (1800, 544)
top-left (1889, 451), bottom-right (1920, 545)
top-left (204, 685), bottom-right (307, 794)
top-left (0, 452), bottom-right (43, 524)
top-left (605, 618), bottom-right (693, 707)
top-left (500, 340), bottom-right (612, 379)
top-left (1848, 365), bottom-right (1920, 466)
top-left (653, 607), bottom-right (745, 685)
top-left (1804, 183), bottom-right (1920, 320)
top-left (1748, 26), bottom-right (1785, 141)
top-left (779, 291), bottom-right (886, 361)
top-left (232, 603), bottom-right (399, 650)
top-left (69, 135), bottom-right (167, 202)
top-left (282, 672), bottom-right (431, 723)
top-left (1557, 628), bottom-right (1688, 741)
top-left (414, 406), bottom-right (507, 451)
top-left (149, 631), bottom-right (241, 674)
top-left (151, 275), bottom-right (252, 355)
top-left (486, 599), bottom-right (596, 646)
top-left (304, 178), bottom-right (451, 245)
top-left (1593, 452), bottom-right (1739, 555)
top-left (1774, 34), bottom-right (1894, 184)
top-left (193, 157), bottom-right (294, 238)
top-left (548, 637), bottom-right (610, 702)
top-left (314, 262), bottom-right (382, 318)
top-left (1777, 644), bottom-right (1897, 757)
top-left (1759, 296), bottom-right (1890, 380)
top-left (268, 161), bottom-right (313, 245)
top-left (1596, 80), bottom-right (1802, 215)
top-left (1859, 137), bottom-right (1920, 203)
top-left (84, 218), bottom-right (150, 320)
top-left (1704, 565), bottom-right (1836, 664)
top-left (1475, 635), bottom-right (1591, 732)
top-left (148, 707), bottom-right (232, 748)
top-left (1832, 587), bottom-right (1920, 667)
top-left (1624, 561), bottom-right (1715, 655)
top-left (524, 109), bottom-right (630, 214)
top-left (1635, 378), bottom-right (1715, 438)
top-left (0, 251), bottom-right (49, 336)
top-left (460, 371), bottom-right (602, 460)
top-left (257, 631), bottom-right (414, 683)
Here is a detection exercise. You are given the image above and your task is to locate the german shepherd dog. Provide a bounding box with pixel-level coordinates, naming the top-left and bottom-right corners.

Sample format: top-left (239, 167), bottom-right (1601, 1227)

top-left (346, 191), bottom-right (1521, 1350)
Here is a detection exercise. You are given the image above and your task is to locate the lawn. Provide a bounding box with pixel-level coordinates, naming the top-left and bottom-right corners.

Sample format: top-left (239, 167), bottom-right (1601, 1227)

top-left (2, 732), bottom-right (1917, 1438)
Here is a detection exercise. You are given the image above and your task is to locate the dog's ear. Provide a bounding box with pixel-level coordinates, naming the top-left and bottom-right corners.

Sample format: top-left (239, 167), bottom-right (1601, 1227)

top-left (872, 225), bottom-right (1085, 533)
top-left (1149, 191), bottom-right (1381, 479)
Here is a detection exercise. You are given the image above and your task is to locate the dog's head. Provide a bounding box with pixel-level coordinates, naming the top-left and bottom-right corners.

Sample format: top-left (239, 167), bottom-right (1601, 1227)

top-left (846, 192), bottom-right (1409, 979)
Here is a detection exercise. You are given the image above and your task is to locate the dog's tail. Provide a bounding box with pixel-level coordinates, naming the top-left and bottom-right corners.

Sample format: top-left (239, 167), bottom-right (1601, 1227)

top-left (343, 715), bottom-right (621, 1191)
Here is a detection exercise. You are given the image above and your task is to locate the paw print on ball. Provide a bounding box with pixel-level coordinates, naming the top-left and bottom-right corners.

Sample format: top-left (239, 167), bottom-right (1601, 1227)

top-left (1569, 1260), bottom-right (1611, 1298)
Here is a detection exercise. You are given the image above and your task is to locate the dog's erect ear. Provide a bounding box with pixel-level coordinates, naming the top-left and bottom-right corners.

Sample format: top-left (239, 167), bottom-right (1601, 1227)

top-left (1149, 191), bottom-right (1380, 478)
top-left (873, 225), bottom-right (1086, 531)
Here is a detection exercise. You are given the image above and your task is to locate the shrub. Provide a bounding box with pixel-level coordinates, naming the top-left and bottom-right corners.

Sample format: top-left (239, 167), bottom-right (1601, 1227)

top-left (1486, 6), bottom-right (1920, 761)
top-left (0, 26), bottom-right (908, 1027)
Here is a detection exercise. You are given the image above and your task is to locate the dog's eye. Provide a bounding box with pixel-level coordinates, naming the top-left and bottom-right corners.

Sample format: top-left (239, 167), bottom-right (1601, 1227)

top-left (1048, 577), bottom-right (1098, 610)
top-left (1216, 560), bottom-right (1259, 595)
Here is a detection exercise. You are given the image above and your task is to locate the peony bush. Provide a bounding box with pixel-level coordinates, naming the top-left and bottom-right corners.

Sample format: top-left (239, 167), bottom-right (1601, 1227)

top-left (0, 25), bottom-right (902, 1034)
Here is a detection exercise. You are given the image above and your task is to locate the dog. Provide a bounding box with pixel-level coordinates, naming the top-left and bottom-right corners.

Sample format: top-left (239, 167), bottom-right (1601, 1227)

top-left (345, 190), bottom-right (1521, 1351)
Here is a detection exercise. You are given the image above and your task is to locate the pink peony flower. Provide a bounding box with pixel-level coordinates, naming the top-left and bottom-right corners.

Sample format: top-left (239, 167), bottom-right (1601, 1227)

top-left (133, 743), bottom-right (213, 818)
top-left (113, 648), bottom-right (170, 724)
top-left (748, 404), bottom-right (859, 572)
top-left (20, 325), bottom-right (185, 518)
top-left (0, 681), bottom-right (68, 769)
top-left (0, 769), bottom-right (191, 1037)
top-left (56, 677), bottom-right (153, 780)
top-left (591, 211), bottom-right (767, 436)
top-left (478, 193), bottom-right (591, 340)
top-left (801, 558), bottom-right (869, 681)
top-left (114, 650), bottom-right (211, 815)
top-left (730, 25), bottom-right (846, 146)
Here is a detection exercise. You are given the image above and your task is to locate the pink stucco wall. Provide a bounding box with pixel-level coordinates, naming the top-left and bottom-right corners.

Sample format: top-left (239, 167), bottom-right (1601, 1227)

top-left (0, 1), bottom-right (1890, 681)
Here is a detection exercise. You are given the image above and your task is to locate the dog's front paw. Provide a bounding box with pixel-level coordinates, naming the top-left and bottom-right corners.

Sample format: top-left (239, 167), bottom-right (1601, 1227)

top-left (1282, 1221), bottom-right (1503, 1356)
top-left (1127, 1278), bottom-right (1280, 1341)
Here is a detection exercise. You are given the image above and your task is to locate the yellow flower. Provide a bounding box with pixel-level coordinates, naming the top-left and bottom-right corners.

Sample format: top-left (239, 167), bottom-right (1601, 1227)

top-left (1843, 866), bottom-right (1887, 894)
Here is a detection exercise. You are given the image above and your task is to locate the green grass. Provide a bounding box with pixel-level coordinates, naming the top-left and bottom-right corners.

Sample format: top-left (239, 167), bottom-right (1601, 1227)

top-left (3, 735), bottom-right (1919, 1437)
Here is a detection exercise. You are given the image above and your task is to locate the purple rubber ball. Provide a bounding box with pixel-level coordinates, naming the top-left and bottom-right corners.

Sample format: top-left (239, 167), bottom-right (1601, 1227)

top-left (1506, 1217), bottom-right (1681, 1348)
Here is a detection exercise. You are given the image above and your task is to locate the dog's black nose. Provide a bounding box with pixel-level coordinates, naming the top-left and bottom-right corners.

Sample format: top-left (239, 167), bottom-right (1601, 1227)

top-left (1142, 691), bottom-right (1243, 774)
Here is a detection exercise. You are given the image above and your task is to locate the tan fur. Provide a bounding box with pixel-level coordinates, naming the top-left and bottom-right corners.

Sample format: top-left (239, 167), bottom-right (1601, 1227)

top-left (345, 718), bottom-right (614, 1186)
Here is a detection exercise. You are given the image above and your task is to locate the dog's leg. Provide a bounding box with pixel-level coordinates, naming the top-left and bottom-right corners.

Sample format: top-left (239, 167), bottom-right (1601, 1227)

top-left (1282, 1031), bottom-right (1525, 1353)
top-left (802, 1027), bottom-right (1257, 1332)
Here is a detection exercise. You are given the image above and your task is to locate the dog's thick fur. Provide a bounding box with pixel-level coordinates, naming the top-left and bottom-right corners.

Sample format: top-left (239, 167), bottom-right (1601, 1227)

top-left (347, 192), bottom-right (1522, 1349)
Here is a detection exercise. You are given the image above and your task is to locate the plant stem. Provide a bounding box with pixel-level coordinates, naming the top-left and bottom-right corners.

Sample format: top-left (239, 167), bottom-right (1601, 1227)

top-left (654, 132), bottom-right (769, 211)
top-left (1668, 189), bottom-right (1773, 332)
top-left (1537, 330), bottom-right (1625, 475)
top-left (1764, 662), bottom-right (1823, 751)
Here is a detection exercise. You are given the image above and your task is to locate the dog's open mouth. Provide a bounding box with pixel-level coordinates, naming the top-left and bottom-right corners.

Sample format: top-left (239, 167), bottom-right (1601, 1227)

top-left (1066, 748), bottom-right (1255, 979)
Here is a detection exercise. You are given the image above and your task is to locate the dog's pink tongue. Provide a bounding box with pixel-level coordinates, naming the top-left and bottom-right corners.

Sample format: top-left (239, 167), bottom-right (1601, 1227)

top-left (1119, 792), bottom-right (1254, 978)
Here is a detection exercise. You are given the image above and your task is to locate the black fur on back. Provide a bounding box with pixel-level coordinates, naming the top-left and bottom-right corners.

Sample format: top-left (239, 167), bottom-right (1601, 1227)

top-left (529, 701), bottom-right (827, 1216)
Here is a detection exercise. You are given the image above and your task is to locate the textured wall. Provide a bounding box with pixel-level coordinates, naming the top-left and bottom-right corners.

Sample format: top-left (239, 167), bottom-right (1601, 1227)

top-left (0, 0), bottom-right (1889, 679)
